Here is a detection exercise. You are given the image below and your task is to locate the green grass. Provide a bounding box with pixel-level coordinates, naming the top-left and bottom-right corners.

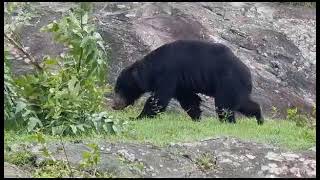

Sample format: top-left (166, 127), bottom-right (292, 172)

top-left (278, 2), bottom-right (316, 8)
top-left (4, 151), bottom-right (36, 167)
top-left (4, 106), bottom-right (316, 152)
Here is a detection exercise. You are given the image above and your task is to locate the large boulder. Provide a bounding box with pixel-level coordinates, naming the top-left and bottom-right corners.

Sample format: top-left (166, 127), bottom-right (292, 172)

top-left (8, 2), bottom-right (316, 119)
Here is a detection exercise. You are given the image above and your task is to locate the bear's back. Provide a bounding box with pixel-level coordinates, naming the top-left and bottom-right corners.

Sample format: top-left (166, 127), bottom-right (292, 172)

top-left (136, 40), bottom-right (252, 93)
top-left (141, 40), bottom-right (245, 74)
top-left (143, 40), bottom-right (234, 65)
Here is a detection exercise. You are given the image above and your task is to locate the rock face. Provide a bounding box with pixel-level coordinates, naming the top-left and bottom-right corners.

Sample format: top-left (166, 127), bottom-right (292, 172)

top-left (5, 137), bottom-right (316, 178)
top-left (9, 2), bottom-right (316, 119)
top-left (4, 162), bottom-right (31, 178)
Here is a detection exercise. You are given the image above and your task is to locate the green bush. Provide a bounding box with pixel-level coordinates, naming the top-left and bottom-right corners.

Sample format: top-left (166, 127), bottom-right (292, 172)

top-left (286, 107), bottom-right (316, 129)
top-left (5, 151), bottom-right (36, 167)
top-left (5, 3), bottom-right (123, 136)
top-left (4, 48), bottom-right (39, 130)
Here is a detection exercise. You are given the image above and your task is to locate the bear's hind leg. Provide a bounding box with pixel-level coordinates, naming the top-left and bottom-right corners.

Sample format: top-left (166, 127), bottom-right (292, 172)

top-left (175, 92), bottom-right (202, 121)
top-left (215, 106), bottom-right (235, 123)
top-left (214, 88), bottom-right (239, 124)
top-left (237, 98), bottom-right (264, 125)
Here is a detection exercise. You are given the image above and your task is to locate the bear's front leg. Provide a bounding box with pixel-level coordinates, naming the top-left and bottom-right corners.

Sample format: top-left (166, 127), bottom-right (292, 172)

top-left (136, 95), bottom-right (159, 119)
top-left (136, 78), bottom-right (175, 120)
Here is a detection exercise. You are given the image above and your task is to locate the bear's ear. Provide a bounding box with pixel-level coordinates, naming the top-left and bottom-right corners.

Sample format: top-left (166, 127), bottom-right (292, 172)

top-left (132, 69), bottom-right (146, 91)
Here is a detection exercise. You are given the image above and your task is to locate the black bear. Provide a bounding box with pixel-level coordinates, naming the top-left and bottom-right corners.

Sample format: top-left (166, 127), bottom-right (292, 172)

top-left (112, 40), bottom-right (264, 125)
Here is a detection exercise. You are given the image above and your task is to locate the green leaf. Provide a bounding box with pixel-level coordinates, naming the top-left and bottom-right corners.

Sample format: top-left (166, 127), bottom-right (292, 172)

top-left (82, 12), bottom-right (88, 25)
top-left (40, 24), bottom-right (50, 32)
top-left (80, 36), bottom-right (91, 48)
top-left (97, 40), bottom-right (106, 51)
top-left (43, 57), bottom-right (58, 66)
top-left (102, 124), bottom-right (108, 133)
top-left (52, 110), bottom-right (61, 120)
top-left (93, 32), bottom-right (102, 40)
top-left (73, 82), bottom-right (80, 96)
top-left (85, 51), bottom-right (96, 63)
top-left (82, 151), bottom-right (91, 159)
top-left (77, 124), bottom-right (85, 132)
top-left (104, 118), bottom-right (113, 123)
top-left (68, 11), bottom-right (81, 29)
top-left (103, 122), bottom-right (115, 134)
top-left (15, 101), bottom-right (27, 114)
top-left (68, 76), bottom-right (78, 94)
top-left (83, 25), bottom-right (89, 33)
top-left (34, 132), bottom-right (46, 144)
top-left (72, 29), bottom-right (83, 38)
top-left (99, 111), bottom-right (108, 117)
top-left (22, 110), bottom-right (31, 118)
top-left (52, 125), bottom-right (66, 136)
top-left (88, 143), bottom-right (98, 149)
top-left (49, 88), bottom-right (55, 94)
top-left (27, 117), bottom-right (42, 132)
top-left (70, 125), bottom-right (78, 134)
top-left (112, 125), bottom-right (118, 133)
top-left (93, 121), bottom-right (98, 131)
top-left (51, 22), bottom-right (59, 32)
top-left (42, 148), bottom-right (51, 158)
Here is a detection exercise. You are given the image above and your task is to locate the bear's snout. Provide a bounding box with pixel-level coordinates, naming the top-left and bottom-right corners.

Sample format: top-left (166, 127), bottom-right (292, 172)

top-left (111, 94), bottom-right (127, 110)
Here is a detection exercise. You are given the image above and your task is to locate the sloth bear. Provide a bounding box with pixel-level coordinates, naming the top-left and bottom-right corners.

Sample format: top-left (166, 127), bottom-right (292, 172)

top-left (112, 40), bottom-right (264, 125)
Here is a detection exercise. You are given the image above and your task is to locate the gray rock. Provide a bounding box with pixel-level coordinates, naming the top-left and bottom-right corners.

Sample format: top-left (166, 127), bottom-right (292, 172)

top-left (4, 162), bottom-right (31, 178)
top-left (7, 2), bottom-right (315, 118)
top-left (8, 136), bottom-right (315, 178)
top-left (265, 152), bottom-right (284, 161)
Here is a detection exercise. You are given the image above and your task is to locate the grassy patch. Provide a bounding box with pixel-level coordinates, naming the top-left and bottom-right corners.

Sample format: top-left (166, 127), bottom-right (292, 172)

top-left (195, 152), bottom-right (217, 171)
top-left (278, 2), bottom-right (316, 8)
top-left (32, 160), bottom-right (71, 178)
top-left (289, 2), bottom-right (316, 8)
top-left (4, 151), bottom-right (36, 167)
top-left (114, 113), bottom-right (315, 151)
top-left (4, 107), bottom-right (316, 151)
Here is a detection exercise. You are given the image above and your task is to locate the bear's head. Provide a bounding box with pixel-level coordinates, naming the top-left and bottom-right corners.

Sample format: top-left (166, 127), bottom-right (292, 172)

top-left (112, 65), bottom-right (145, 110)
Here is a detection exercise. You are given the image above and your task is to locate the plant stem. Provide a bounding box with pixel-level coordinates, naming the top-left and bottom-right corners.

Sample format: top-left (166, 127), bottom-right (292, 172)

top-left (77, 12), bottom-right (83, 74)
top-left (59, 136), bottom-right (74, 177)
top-left (4, 33), bottom-right (43, 71)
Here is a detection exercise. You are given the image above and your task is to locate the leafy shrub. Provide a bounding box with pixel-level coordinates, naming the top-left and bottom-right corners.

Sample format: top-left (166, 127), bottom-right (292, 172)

top-left (4, 49), bottom-right (19, 121)
top-left (5, 151), bottom-right (36, 167)
top-left (286, 107), bottom-right (298, 121)
top-left (286, 107), bottom-right (316, 129)
top-left (5, 3), bottom-right (123, 135)
top-left (195, 152), bottom-right (217, 171)
top-left (4, 48), bottom-right (40, 131)
top-left (80, 143), bottom-right (101, 176)
top-left (33, 160), bottom-right (72, 178)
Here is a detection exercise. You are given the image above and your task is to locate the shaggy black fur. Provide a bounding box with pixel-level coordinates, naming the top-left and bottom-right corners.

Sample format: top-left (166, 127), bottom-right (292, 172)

top-left (113, 40), bottom-right (263, 125)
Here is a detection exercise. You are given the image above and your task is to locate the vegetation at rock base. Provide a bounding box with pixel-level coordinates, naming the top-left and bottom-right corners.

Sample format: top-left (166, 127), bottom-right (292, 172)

top-left (195, 152), bottom-right (217, 171)
top-left (5, 108), bottom-right (316, 151)
top-left (5, 151), bottom-right (36, 167)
